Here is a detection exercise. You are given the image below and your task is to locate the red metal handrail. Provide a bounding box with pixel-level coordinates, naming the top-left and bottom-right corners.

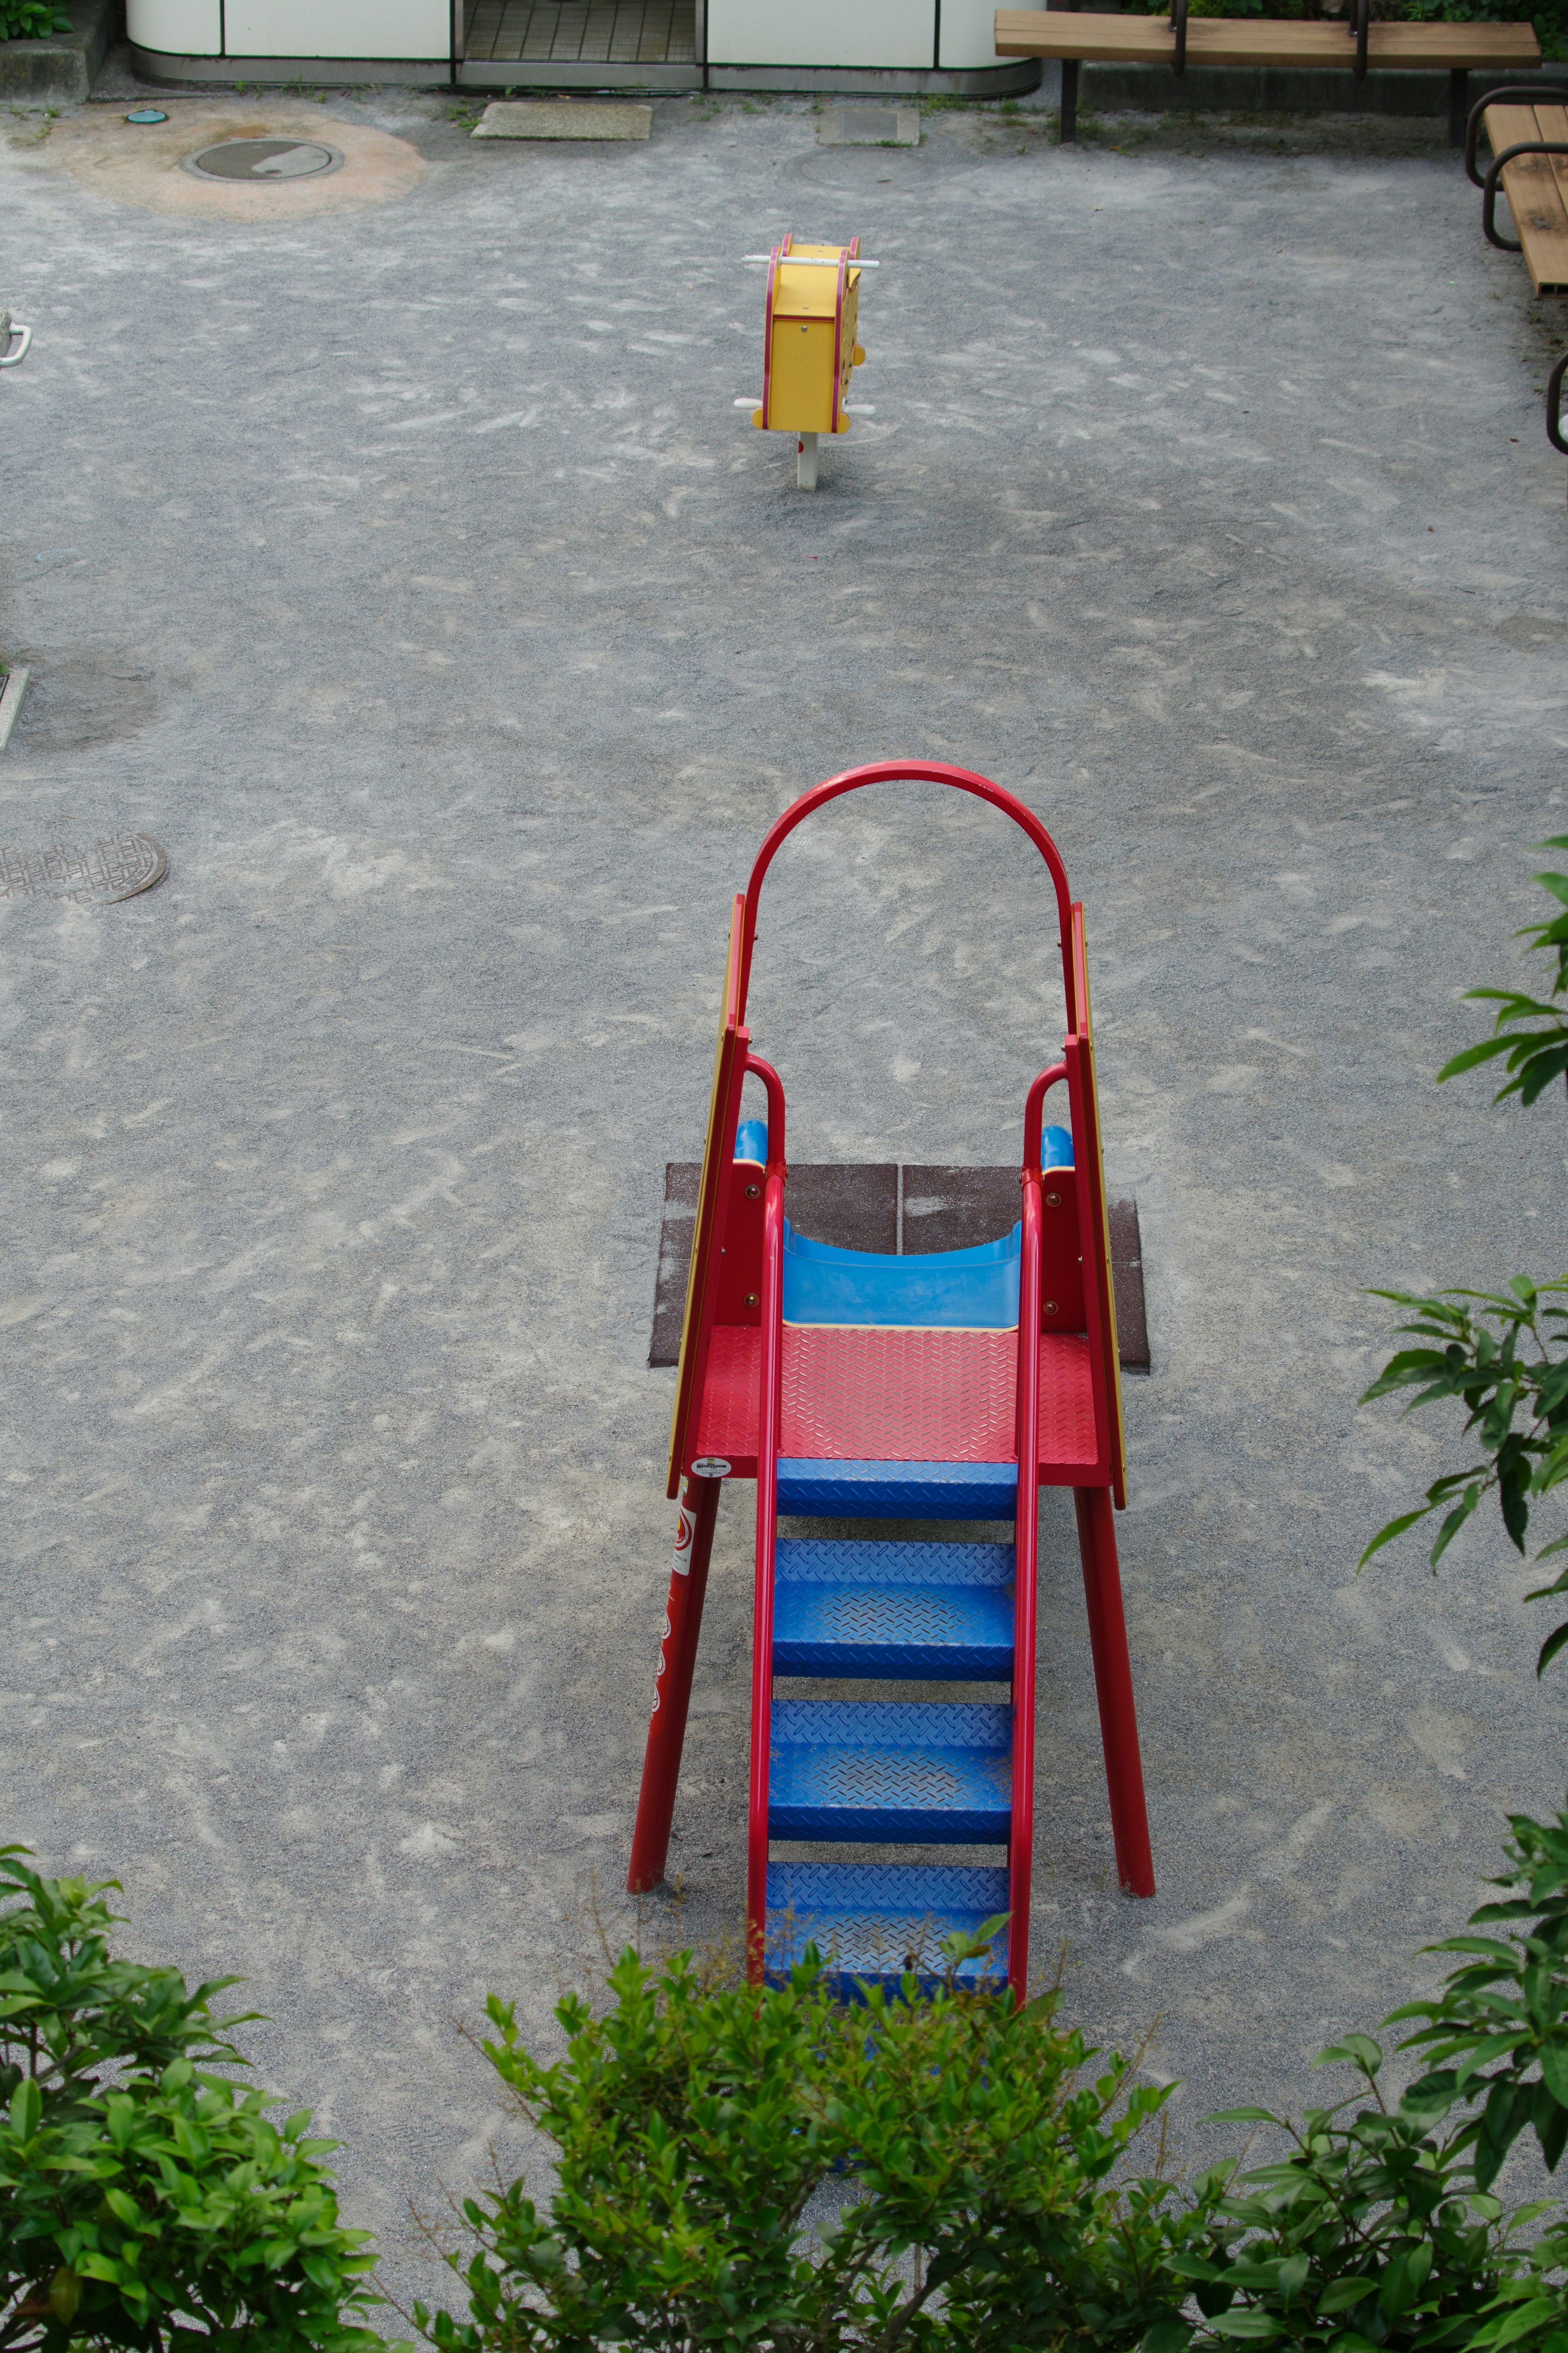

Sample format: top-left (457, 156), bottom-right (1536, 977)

top-left (1008, 1170), bottom-right (1044, 2002)
top-left (738, 762), bottom-right (1077, 1035)
top-left (746, 1161), bottom-right (786, 1983)
top-left (1022, 1061), bottom-right (1069, 1172)
top-left (744, 1052), bottom-right (787, 1162)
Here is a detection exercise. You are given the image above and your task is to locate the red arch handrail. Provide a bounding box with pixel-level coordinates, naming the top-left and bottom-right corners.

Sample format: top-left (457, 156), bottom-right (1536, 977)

top-left (739, 761), bottom-right (1078, 1034)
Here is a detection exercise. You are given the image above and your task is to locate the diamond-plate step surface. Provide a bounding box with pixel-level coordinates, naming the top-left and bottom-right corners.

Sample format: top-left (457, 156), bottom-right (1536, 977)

top-left (776, 1537), bottom-right (1014, 1587)
top-left (693, 1327), bottom-right (1101, 1482)
top-left (777, 1458), bottom-right (1018, 1518)
top-left (768, 1699), bottom-right (1011, 1842)
top-left (774, 1539), bottom-right (1014, 1679)
top-left (765, 1861), bottom-right (1011, 1992)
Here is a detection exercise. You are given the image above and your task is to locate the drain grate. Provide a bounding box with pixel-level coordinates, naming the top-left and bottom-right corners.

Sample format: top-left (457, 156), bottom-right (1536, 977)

top-left (0, 834), bottom-right (167, 905)
top-left (186, 139), bottom-right (341, 182)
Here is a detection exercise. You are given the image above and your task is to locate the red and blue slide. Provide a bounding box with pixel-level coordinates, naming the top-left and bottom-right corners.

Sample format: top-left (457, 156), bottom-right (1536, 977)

top-left (628, 761), bottom-right (1154, 2001)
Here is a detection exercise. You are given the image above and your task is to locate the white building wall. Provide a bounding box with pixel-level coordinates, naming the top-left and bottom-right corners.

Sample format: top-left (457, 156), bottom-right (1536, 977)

top-left (127, 0), bottom-right (222, 49)
top-left (224, 0), bottom-right (449, 54)
top-left (938, 0), bottom-right (1003, 66)
top-left (707, 0), bottom-right (936, 67)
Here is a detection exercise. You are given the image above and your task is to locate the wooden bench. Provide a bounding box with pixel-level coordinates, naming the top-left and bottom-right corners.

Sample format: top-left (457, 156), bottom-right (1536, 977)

top-left (996, 5), bottom-right (1541, 143)
top-left (1465, 89), bottom-right (1568, 292)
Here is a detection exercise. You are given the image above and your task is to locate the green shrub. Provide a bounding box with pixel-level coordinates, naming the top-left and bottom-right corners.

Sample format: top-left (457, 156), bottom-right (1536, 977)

top-left (0, 1843), bottom-right (391, 2353)
top-left (1393, 1798), bottom-right (1568, 2194)
top-left (7, 1819), bottom-right (1568, 2353)
top-left (0, 3), bottom-right (72, 38)
top-left (1167, 1799), bottom-right (1568, 2351)
top-left (412, 1803), bottom-right (1568, 2353)
top-left (1395, 0), bottom-right (1567, 62)
top-left (1180, 2039), bottom-right (1564, 2351)
top-left (1362, 847), bottom-right (1568, 1670)
top-left (418, 1942), bottom-right (1213, 2353)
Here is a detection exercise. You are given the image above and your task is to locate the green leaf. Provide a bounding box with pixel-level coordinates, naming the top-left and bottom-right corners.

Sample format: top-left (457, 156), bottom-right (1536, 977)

top-left (1277, 2253), bottom-right (1310, 2301)
top-left (1540, 2044), bottom-right (1568, 2108)
top-left (1358, 1508), bottom-right (1434, 1568)
top-left (1317, 2278), bottom-right (1377, 2316)
top-left (48, 2268), bottom-right (82, 2324)
top-left (1315, 2034), bottom-right (1381, 2075)
top-left (1438, 1037), bottom-right (1519, 1080)
top-left (1512, 1045), bottom-right (1568, 1106)
top-left (1479, 2297), bottom-right (1564, 2349)
top-left (1431, 1484), bottom-right (1482, 1565)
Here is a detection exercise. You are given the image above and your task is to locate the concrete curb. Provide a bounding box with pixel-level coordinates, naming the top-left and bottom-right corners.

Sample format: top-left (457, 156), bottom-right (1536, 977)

top-left (1, 0), bottom-right (120, 105)
top-left (1080, 54), bottom-right (1568, 116)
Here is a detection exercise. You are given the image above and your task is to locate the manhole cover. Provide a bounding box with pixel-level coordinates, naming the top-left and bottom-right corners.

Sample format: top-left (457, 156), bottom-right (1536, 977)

top-left (185, 139), bottom-right (341, 182)
top-left (0, 834), bottom-right (167, 905)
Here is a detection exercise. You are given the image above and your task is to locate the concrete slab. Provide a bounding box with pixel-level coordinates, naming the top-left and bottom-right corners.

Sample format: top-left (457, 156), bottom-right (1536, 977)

top-left (0, 0), bottom-right (118, 107)
top-left (472, 100), bottom-right (654, 140)
top-left (818, 104), bottom-right (921, 145)
top-left (2, 81), bottom-right (1567, 2311)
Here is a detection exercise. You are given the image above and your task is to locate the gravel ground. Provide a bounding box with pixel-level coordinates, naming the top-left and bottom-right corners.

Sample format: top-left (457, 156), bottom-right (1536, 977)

top-left (2, 80), bottom-right (1567, 2312)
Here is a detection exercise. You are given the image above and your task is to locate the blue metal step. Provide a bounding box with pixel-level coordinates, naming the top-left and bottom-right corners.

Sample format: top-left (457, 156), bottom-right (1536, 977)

top-left (773, 1538), bottom-right (1014, 1679)
top-left (765, 1861), bottom-right (1011, 1994)
top-left (768, 1700), bottom-right (1012, 1842)
top-left (777, 1458), bottom-right (1018, 1518)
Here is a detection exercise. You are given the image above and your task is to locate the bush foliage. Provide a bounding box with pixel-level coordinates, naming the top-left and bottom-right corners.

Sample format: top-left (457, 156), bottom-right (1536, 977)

top-left (0, 1844), bottom-right (390, 2353)
top-left (404, 1845), bottom-right (1568, 2353)
top-left (0, 3), bottom-right (72, 38)
top-left (1363, 848), bottom-right (1568, 1670)
top-left (9, 1822), bottom-right (1568, 2353)
top-left (418, 1944), bottom-right (1208, 2353)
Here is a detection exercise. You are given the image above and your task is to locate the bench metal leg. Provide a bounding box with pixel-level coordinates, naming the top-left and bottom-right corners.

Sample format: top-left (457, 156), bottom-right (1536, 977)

top-left (1449, 68), bottom-right (1468, 149)
top-left (1060, 56), bottom-right (1079, 141)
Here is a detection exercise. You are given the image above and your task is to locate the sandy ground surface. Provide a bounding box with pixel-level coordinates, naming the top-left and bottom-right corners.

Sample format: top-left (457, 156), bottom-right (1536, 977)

top-left (3, 78), bottom-right (1568, 2312)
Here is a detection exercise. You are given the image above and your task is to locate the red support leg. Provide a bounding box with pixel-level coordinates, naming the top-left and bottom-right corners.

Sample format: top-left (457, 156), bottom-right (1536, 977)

top-left (627, 1473), bottom-right (721, 1894)
top-left (1073, 1486), bottom-right (1155, 1899)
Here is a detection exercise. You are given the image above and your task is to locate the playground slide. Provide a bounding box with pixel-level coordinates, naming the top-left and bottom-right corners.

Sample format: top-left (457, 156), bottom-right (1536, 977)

top-left (628, 761), bottom-right (1153, 2001)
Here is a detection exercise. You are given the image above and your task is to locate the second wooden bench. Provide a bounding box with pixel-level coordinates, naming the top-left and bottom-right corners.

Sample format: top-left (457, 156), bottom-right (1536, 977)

top-left (996, 5), bottom-right (1541, 143)
top-left (1466, 87), bottom-right (1568, 293)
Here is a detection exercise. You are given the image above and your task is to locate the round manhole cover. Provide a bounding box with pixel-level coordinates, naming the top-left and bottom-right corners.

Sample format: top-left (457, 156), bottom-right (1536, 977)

top-left (186, 139), bottom-right (342, 182)
top-left (0, 834), bottom-right (167, 906)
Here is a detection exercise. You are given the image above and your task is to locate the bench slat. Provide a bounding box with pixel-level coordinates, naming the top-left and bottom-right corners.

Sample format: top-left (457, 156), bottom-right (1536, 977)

top-left (1486, 100), bottom-right (1568, 293)
top-left (995, 7), bottom-right (1540, 69)
top-left (1539, 100), bottom-right (1568, 223)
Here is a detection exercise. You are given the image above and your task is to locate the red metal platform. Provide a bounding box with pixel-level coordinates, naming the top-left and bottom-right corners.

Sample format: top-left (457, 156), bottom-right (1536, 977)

top-left (693, 1323), bottom-right (1102, 1479)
